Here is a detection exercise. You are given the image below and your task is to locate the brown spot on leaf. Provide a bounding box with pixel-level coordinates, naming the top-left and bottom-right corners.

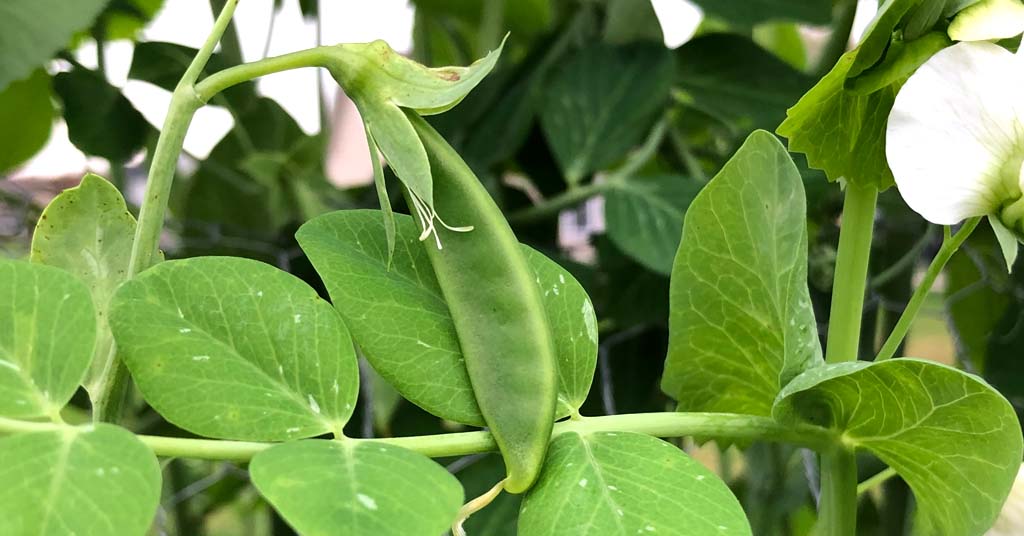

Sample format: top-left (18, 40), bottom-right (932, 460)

top-left (437, 69), bottom-right (460, 81)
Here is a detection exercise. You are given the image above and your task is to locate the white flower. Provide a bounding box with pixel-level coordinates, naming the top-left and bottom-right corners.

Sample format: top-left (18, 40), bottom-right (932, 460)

top-left (949, 0), bottom-right (1024, 42)
top-left (886, 41), bottom-right (1024, 266)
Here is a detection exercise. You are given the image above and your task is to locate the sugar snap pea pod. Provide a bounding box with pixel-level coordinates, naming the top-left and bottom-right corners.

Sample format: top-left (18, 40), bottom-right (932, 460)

top-left (404, 110), bottom-right (558, 494)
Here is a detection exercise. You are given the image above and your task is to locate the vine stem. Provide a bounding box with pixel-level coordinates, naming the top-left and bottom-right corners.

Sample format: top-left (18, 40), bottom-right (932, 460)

top-left (815, 0), bottom-right (858, 77)
top-left (92, 0), bottom-right (241, 424)
top-left (875, 217), bottom-right (981, 361)
top-left (0, 413), bottom-right (836, 462)
top-left (820, 183), bottom-right (879, 536)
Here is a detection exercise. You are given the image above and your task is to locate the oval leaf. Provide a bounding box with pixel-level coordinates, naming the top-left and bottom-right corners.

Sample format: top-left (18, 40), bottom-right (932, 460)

top-left (0, 69), bottom-right (53, 172)
top-left (109, 257), bottom-right (358, 441)
top-left (541, 43), bottom-right (674, 185)
top-left (604, 175), bottom-right (702, 275)
top-left (774, 359), bottom-right (1023, 535)
top-left (31, 173), bottom-right (153, 399)
top-left (663, 131), bottom-right (822, 416)
top-left (0, 261), bottom-right (95, 419)
top-left (296, 210), bottom-right (597, 424)
top-left (251, 439), bottom-right (462, 536)
top-left (0, 423), bottom-right (161, 535)
top-left (519, 431), bottom-right (751, 535)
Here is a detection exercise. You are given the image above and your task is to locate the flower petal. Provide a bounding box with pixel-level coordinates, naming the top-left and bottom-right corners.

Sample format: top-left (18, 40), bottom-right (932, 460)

top-left (886, 42), bottom-right (1024, 224)
top-left (949, 0), bottom-right (1024, 42)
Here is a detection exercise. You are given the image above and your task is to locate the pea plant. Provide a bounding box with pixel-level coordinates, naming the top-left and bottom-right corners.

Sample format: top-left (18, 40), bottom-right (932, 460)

top-left (2, 0), bottom-right (1024, 534)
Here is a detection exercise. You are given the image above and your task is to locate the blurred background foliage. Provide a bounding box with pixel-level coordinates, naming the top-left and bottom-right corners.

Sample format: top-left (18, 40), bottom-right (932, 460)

top-left (0, 0), bottom-right (1019, 534)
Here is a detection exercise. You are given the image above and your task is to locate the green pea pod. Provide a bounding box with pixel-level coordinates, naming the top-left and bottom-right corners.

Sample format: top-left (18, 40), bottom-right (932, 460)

top-left (404, 110), bottom-right (558, 494)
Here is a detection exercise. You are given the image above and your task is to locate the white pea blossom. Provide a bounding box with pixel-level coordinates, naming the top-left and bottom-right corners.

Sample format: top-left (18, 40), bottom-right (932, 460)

top-left (886, 41), bottom-right (1024, 266)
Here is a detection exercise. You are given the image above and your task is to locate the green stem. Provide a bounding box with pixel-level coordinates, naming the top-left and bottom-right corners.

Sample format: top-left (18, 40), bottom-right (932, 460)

top-left (857, 467), bottom-right (897, 496)
top-left (819, 448), bottom-right (858, 536)
top-left (875, 217), bottom-right (981, 361)
top-left (0, 413), bottom-right (836, 462)
top-left (508, 180), bottom-right (619, 224)
top-left (826, 184), bottom-right (878, 364)
top-left (816, 0), bottom-right (858, 77)
top-left (93, 0), bottom-right (241, 425)
top-left (195, 47), bottom-right (335, 103)
top-left (819, 184), bottom-right (879, 536)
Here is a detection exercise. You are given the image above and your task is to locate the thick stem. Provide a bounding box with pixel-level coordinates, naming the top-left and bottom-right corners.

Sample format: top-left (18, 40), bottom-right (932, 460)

top-left (94, 0), bottom-right (240, 425)
top-left (195, 47), bottom-right (335, 103)
top-left (825, 184), bottom-right (877, 364)
top-left (819, 448), bottom-right (858, 536)
top-left (820, 184), bottom-right (879, 535)
top-left (0, 413), bottom-right (836, 462)
top-left (875, 217), bottom-right (981, 361)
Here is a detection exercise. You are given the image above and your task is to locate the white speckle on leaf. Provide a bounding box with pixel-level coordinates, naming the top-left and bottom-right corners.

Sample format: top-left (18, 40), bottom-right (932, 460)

top-left (256, 291), bottom-right (263, 297)
top-left (578, 478), bottom-right (588, 488)
top-left (645, 525), bottom-right (656, 532)
top-left (308, 394), bottom-right (321, 414)
top-left (559, 274), bottom-right (565, 284)
top-left (95, 468), bottom-right (105, 477)
top-left (0, 359), bottom-right (21, 372)
top-left (332, 380), bottom-right (339, 394)
top-left (176, 307), bottom-right (184, 318)
top-left (293, 314), bottom-right (302, 324)
top-left (192, 355), bottom-right (210, 362)
top-left (278, 365), bottom-right (284, 376)
top-left (582, 300), bottom-right (598, 343)
top-left (356, 493), bottom-right (378, 510)
top-left (179, 328), bottom-right (191, 334)
top-left (695, 475), bottom-right (705, 481)
top-left (616, 509), bottom-right (624, 517)
top-left (607, 485), bottom-right (618, 491)
top-left (286, 427), bottom-right (300, 434)
top-left (415, 340), bottom-right (431, 348)
top-left (552, 285), bottom-right (560, 295)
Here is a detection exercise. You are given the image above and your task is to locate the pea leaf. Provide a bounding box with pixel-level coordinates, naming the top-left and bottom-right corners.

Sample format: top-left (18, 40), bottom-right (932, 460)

top-left (518, 431), bottom-right (751, 535)
top-left (250, 440), bottom-right (462, 536)
top-left (0, 261), bottom-right (95, 419)
top-left (946, 229), bottom-right (1013, 373)
top-left (662, 131), bottom-right (822, 416)
top-left (776, 49), bottom-right (899, 190)
top-left (296, 210), bottom-right (598, 424)
top-left (675, 34), bottom-right (813, 130)
top-left (0, 0), bottom-right (107, 91)
top-left (688, 0), bottom-right (832, 25)
top-left (109, 256), bottom-right (358, 441)
top-left (31, 174), bottom-right (155, 400)
top-left (849, 0), bottom-right (924, 78)
top-left (541, 43), bottom-right (674, 185)
top-left (53, 67), bottom-right (152, 161)
top-left (605, 175), bottom-right (703, 275)
top-left (774, 359), bottom-right (1023, 535)
top-left (0, 424), bottom-right (161, 535)
top-left (0, 69), bottom-right (53, 173)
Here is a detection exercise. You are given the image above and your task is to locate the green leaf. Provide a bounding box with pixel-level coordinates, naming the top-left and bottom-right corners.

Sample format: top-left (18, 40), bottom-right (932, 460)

top-left (0, 423), bottom-right (161, 535)
top-left (777, 49), bottom-right (899, 190)
top-left (675, 34), bottom-right (813, 130)
top-left (365, 128), bottom-right (397, 268)
top-left (989, 216), bottom-right (1020, 272)
top-left (518, 431), bottom-right (751, 535)
top-left (412, 0), bottom-right (553, 38)
top-left (752, 23), bottom-right (808, 70)
top-left (0, 0), bottom-right (107, 91)
top-left (296, 210), bottom-right (597, 424)
top-left (53, 67), bottom-right (151, 161)
top-left (358, 97), bottom-right (435, 208)
top-left (0, 69), bottom-right (53, 173)
top-left (688, 0), bottom-right (832, 25)
top-left (109, 256), bottom-right (358, 441)
top-left (844, 32), bottom-right (952, 95)
top-left (250, 439), bottom-right (463, 536)
top-left (0, 261), bottom-right (95, 419)
top-left (603, 0), bottom-right (664, 45)
top-left (31, 174), bottom-right (153, 399)
top-left (663, 131), bottom-right (822, 416)
top-left (774, 359), bottom-right (1023, 535)
top-left (95, 0), bottom-right (166, 41)
top-left (541, 43), bottom-right (674, 185)
top-left (604, 175), bottom-right (702, 275)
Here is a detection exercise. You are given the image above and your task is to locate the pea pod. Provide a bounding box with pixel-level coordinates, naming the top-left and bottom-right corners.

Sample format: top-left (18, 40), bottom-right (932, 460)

top-left (404, 110), bottom-right (558, 494)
